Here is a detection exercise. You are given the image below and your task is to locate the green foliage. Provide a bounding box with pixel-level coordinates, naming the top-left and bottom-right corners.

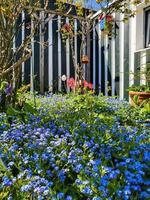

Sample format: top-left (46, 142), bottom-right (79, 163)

top-left (6, 102), bottom-right (37, 123)
top-left (128, 60), bottom-right (150, 93)
top-left (141, 100), bottom-right (150, 114)
top-left (0, 80), bottom-right (37, 124)
top-left (0, 81), bottom-right (13, 111)
top-left (133, 95), bottom-right (139, 106)
top-left (33, 93), bottom-right (148, 129)
top-left (128, 85), bottom-right (150, 92)
top-left (0, 0), bottom-right (41, 105)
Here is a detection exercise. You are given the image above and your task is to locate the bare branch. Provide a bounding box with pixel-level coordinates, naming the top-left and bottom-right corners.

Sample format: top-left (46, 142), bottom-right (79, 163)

top-left (0, 49), bottom-right (31, 78)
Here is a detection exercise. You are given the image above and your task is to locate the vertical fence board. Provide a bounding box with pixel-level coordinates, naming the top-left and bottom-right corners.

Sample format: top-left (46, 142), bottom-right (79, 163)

top-left (87, 33), bottom-right (91, 82)
top-left (52, 16), bottom-right (58, 91)
top-left (74, 19), bottom-right (78, 79)
top-left (58, 15), bottom-right (62, 91)
top-left (30, 19), bottom-right (34, 92)
top-left (97, 25), bottom-right (102, 93)
top-left (124, 22), bottom-right (129, 99)
top-left (93, 25), bottom-right (96, 90)
top-left (39, 11), bottom-right (45, 93)
top-left (44, 19), bottom-right (49, 91)
top-left (48, 15), bottom-right (53, 91)
top-left (66, 17), bottom-right (70, 92)
top-left (22, 11), bottom-right (25, 82)
top-left (82, 22), bottom-right (86, 80)
top-left (119, 13), bottom-right (125, 100)
top-left (104, 35), bottom-right (108, 96)
top-left (111, 13), bottom-right (116, 96)
top-left (129, 11), bottom-right (136, 87)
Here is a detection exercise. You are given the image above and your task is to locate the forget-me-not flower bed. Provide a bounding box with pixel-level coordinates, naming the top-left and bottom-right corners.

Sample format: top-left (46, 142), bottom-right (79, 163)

top-left (0, 94), bottom-right (150, 200)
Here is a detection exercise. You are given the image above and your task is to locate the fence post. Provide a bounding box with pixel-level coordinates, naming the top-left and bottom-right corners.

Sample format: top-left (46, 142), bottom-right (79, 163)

top-left (48, 14), bottom-right (53, 92)
top-left (93, 23), bottom-right (96, 90)
top-left (39, 11), bottom-right (45, 94)
top-left (104, 35), bottom-right (108, 96)
top-left (111, 13), bottom-right (116, 96)
top-left (82, 21), bottom-right (86, 80)
top-left (97, 24), bottom-right (102, 94)
top-left (22, 11), bottom-right (25, 83)
top-left (119, 13), bottom-right (125, 100)
top-left (66, 17), bottom-right (70, 92)
top-left (58, 15), bottom-right (62, 92)
top-left (129, 5), bottom-right (136, 87)
top-left (74, 19), bottom-right (78, 81)
top-left (30, 19), bottom-right (34, 92)
top-left (86, 33), bottom-right (91, 82)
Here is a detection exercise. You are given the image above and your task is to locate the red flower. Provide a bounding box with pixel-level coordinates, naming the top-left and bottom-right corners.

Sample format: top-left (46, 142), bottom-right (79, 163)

top-left (67, 78), bottom-right (75, 89)
top-left (83, 80), bottom-right (89, 88)
top-left (83, 80), bottom-right (93, 90)
top-left (62, 23), bottom-right (72, 33)
top-left (88, 83), bottom-right (93, 90)
top-left (106, 15), bottom-right (113, 22)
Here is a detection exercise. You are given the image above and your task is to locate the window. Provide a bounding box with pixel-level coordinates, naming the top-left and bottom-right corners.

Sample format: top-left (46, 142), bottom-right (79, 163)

top-left (145, 9), bottom-right (150, 48)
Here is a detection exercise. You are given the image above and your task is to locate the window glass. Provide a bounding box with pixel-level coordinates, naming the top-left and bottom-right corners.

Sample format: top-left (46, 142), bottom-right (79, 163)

top-left (146, 9), bottom-right (150, 48)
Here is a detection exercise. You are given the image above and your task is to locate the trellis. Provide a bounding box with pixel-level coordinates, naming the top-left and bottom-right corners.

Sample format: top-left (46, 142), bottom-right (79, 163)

top-left (14, 4), bottom-right (149, 99)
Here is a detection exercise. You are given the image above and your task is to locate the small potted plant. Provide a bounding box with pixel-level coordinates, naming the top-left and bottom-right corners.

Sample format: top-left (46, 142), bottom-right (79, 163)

top-left (129, 63), bottom-right (150, 106)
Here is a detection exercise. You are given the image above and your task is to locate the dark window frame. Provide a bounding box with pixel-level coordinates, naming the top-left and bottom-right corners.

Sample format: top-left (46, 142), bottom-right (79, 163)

top-left (145, 7), bottom-right (150, 48)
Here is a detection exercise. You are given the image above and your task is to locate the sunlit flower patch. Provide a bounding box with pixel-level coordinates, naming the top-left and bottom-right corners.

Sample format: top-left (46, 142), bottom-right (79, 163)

top-left (0, 94), bottom-right (149, 199)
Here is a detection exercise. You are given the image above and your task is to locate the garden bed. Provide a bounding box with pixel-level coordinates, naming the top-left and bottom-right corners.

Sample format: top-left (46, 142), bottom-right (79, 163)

top-left (0, 94), bottom-right (150, 200)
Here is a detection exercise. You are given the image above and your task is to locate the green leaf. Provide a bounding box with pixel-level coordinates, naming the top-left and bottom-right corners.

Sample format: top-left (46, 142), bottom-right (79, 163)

top-left (0, 158), bottom-right (7, 172)
top-left (133, 95), bottom-right (139, 105)
top-left (6, 106), bottom-right (20, 116)
top-left (23, 102), bottom-right (37, 114)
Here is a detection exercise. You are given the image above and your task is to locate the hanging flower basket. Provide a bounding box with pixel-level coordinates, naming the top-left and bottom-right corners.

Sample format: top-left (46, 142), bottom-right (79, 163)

top-left (106, 15), bottom-right (113, 23)
top-left (99, 14), bottom-right (114, 31)
top-left (61, 23), bottom-right (72, 33)
top-left (81, 55), bottom-right (89, 64)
